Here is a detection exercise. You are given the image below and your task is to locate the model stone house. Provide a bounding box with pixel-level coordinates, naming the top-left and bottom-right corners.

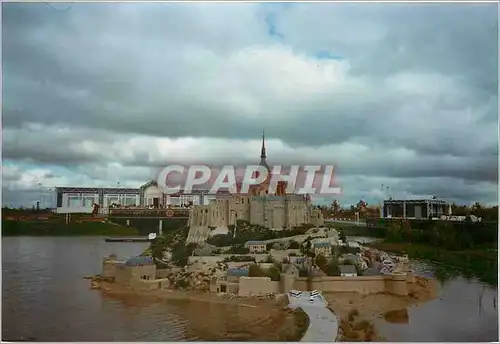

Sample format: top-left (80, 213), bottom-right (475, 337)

top-left (339, 265), bottom-right (358, 277)
top-left (313, 242), bottom-right (332, 257)
top-left (244, 240), bottom-right (267, 253)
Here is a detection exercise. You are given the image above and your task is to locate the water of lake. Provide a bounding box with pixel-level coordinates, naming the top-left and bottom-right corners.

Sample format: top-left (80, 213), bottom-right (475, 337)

top-left (2, 236), bottom-right (498, 341)
top-left (2, 237), bottom-right (294, 341)
top-left (354, 237), bottom-right (498, 342)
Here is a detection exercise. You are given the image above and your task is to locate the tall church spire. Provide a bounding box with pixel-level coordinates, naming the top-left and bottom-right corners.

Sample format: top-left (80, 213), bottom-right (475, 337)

top-left (259, 129), bottom-right (270, 171)
top-left (260, 129), bottom-right (266, 159)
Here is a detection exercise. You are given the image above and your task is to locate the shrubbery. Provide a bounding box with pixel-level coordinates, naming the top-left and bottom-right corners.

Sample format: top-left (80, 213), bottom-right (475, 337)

top-left (223, 255), bottom-right (255, 262)
top-left (206, 224), bottom-right (312, 247)
top-left (380, 218), bottom-right (497, 251)
top-left (225, 245), bottom-right (250, 254)
top-left (171, 243), bottom-right (197, 266)
top-left (248, 263), bottom-right (281, 281)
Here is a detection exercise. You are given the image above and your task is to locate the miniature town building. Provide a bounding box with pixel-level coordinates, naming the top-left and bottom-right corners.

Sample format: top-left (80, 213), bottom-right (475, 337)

top-left (313, 242), bottom-right (332, 257)
top-left (339, 265), bottom-right (358, 277)
top-left (244, 240), bottom-right (267, 253)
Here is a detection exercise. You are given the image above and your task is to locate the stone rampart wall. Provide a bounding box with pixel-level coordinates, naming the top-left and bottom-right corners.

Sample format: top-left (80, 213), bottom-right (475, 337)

top-left (238, 277), bottom-right (280, 297)
top-left (294, 275), bottom-right (408, 296)
top-left (130, 278), bottom-right (171, 291)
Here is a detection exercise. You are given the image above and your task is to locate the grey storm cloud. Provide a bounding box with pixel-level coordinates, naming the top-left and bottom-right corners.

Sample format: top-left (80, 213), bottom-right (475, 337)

top-left (1, 2), bottom-right (498, 207)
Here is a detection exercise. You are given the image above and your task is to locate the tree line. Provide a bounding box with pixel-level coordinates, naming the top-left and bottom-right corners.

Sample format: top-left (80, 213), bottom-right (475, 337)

top-left (316, 201), bottom-right (498, 221)
top-left (379, 218), bottom-right (497, 251)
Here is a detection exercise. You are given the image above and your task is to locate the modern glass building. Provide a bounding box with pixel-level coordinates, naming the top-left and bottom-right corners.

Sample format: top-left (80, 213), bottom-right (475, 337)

top-left (54, 180), bottom-right (218, 213)
top-left (382, 198), bottom-right (448, 220)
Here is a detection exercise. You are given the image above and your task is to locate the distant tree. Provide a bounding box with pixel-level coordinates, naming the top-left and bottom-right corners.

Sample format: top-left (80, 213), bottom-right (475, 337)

top-left (330, 245), bottom-right (339, 259)
top-left (300, 240), bottom-right (309, 256)
top-left (339, 229), bottom-right (347, 243)
top-left (288, 240), bottom-right (300, 249)
top-left (264, 254), bottom-right (275, 263)
top-left (331, 200), bottom-right (341, 214)
top-left (171, 243), bottom-right (196, 267)
top-left (356, 200), bottom-right (367, 210)
top-left (150, 237), bottom-right (166, 264)
top-left (472, 202), bottom-right (483, 211)
top-left (228, 245), bottom-right (250, 254)
top-left (307, 251), bottom-right (316, 259)
top-left (315, 254), bottom-right (328, 273)
top-left (326, 260), bottom-right (340, 276)
top-left (266, 265), bottom-right (281, 281)
top-left (248, 264), bottom-right (266, 277)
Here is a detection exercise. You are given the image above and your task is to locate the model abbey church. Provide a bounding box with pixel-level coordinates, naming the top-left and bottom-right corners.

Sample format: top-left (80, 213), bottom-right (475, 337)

top-left (187, 132), bottom-right (324, 240)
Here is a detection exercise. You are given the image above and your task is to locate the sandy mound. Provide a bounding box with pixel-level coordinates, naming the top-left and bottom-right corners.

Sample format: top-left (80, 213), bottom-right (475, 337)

top-left (324, 275), bottom-right (438, 320)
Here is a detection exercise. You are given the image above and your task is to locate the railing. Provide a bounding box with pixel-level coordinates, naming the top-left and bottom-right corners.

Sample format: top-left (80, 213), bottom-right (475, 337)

top-left (108, 208), bottom-right (190, 218)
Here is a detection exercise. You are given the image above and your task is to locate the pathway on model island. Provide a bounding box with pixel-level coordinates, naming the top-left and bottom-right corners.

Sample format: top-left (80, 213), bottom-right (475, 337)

top-left (288, 291), bottom-right (339, 342)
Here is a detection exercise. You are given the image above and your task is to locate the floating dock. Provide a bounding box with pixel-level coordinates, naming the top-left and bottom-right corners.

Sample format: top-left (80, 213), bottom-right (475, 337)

top-left (104, 237), bottom-right (150, 242)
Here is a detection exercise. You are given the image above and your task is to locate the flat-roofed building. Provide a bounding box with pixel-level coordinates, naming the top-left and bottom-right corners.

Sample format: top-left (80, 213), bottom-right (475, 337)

top-left (55, 180), bottom-right (218, 213)
top-left (339, 265), bottom-right (358, 277)
top-left (55, 186), bottom-right (141, 214)
top-left (244, 240), bottom-right (267, 253)
top-left (383, 198), bottom-right (448, 220)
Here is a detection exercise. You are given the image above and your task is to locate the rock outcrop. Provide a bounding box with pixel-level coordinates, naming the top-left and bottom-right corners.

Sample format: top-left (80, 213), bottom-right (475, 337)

top-left (168, 262), bottom-right (227, 291)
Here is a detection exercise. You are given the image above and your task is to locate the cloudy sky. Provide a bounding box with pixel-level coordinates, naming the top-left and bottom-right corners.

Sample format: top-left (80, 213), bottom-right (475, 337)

top-left (2, 2), bottom-right (498, 208)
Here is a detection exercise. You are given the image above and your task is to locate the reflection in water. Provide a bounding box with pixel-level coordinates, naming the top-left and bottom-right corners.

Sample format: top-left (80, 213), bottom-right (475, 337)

top-left (374, 259), bottom-right (499, 342)
top-left (383, 309), bottom-right (409, 324)
top-left (345, 236), bottom-right (498, 342)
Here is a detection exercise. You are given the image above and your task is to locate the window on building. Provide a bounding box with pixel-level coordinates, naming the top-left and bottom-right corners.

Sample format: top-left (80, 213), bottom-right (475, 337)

top-left (83, 195), bottom-right (97, 207)
top-left (68, 196), bottom-right (81, 207)
top-left (123, 195), bottom-right (138, 206)
top-left (105, 195), bottom-right (119, 206)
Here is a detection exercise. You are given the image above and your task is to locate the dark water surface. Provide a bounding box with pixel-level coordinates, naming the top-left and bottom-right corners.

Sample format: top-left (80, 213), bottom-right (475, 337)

top-left (2, 237), bottom-right (197, 341)
top-left (374, 259), bottom-right (498, 342)
top-left (3, 236), bottom-right (499, 342)
top-left (355, 238), bottom-right (498, 342)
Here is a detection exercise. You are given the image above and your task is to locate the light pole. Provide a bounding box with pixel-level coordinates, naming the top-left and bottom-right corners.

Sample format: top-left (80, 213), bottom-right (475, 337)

top-left (380, 184), bottom-right (385, 218)
top-left (38, 182), bottom-right (43, 210)
top-left (46, 187), bottom-right (52, 209)
top-left (403, 191), bottom-right (408, 219)
top-left (117, 181), bottom-right (121, 206)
